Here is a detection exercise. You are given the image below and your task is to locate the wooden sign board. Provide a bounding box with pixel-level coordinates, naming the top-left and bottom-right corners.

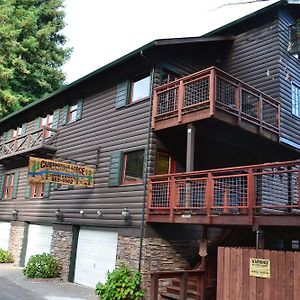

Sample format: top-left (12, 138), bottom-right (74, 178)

top-left (249, 258), bottom-right (270, 278)
top-left (28, 157), bottom-right (94, 187)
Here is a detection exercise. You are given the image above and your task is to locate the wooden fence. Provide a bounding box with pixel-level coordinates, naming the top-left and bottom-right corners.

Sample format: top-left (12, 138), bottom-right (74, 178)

top-left (217, 247), bottom-right (300, 300)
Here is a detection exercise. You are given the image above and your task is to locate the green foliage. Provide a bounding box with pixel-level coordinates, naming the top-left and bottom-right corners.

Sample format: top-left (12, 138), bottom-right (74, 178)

top-left (95, 264), bottom-right (144, 300)
top-left (23, 253), bottom-right (60, 278)
top-left (0, 248), bottom-right (14, 263)
top-left (0, 0), bottom-right (72, 118)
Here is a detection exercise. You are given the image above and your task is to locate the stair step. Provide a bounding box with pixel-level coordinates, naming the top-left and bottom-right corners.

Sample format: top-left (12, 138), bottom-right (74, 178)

top-left (166, 284), bottom-right (199, 296)
top-left (160, 291), bottom-right (201, 300)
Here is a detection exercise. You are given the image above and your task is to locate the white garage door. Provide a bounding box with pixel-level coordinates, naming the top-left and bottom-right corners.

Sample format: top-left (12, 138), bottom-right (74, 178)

top-left (25, 224), bottom-right (53, 265)
top-left (0, 222), bottom-right (11, 250)
top-left (74, 227), bottom-right (118, 288)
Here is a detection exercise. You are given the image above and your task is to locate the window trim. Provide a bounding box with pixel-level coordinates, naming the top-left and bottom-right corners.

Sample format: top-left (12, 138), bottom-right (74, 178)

top-left (30, 183), bottom-right (44, 198)
top-left (68, 103), bottom-right (78, 123)
top-left (121, 150), bottom-right (145, 185)
top-left (40, 114), bottom-right (53, 138)
top-left (291, 81), bottom-right (300, 118)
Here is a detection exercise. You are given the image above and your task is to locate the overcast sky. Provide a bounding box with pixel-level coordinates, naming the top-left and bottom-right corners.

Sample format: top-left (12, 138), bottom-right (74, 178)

top-left (62, 0), bottom-right (278, 83)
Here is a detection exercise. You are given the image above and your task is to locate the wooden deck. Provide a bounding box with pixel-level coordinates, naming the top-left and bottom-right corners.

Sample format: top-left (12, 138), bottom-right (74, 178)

top-left (147, 160), bottom-right (300, 227)
top-left (152, 66), bottom-right (280, 142)
top-left (0, 127), bottom-right (58, 161)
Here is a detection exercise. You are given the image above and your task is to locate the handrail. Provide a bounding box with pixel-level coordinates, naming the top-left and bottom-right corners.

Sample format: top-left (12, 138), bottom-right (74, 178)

top-left (0, 126), bottom-right (58, 159)
top-left (148, 159), bottom-right (300, 221)
top-left (152, 66), bottom-right (280, 133)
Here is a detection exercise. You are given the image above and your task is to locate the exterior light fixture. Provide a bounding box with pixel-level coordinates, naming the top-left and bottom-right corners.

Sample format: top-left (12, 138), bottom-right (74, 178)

top-left (79, 210), bottom-right (84, 216)
top-left (55, 208), bottom-right (64, 222)
top-left (11, 209), bottom-right (19, 221)
top-left (96, 210), bottom-right (102, 217)
top-left (122, 205), bottom-right (131, 223)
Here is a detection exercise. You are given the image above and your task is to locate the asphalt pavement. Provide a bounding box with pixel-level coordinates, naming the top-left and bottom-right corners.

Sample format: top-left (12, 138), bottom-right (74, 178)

top-left (0, 264), bottom-right (98, 300)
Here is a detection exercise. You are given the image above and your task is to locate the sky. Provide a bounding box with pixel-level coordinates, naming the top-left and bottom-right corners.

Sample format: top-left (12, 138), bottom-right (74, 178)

top-left (62, 0), bottom-right (279, 83)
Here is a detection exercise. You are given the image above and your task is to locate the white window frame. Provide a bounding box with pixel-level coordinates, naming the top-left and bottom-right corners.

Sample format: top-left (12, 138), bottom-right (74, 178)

top-left (292, 82), bottom-right (300, 117)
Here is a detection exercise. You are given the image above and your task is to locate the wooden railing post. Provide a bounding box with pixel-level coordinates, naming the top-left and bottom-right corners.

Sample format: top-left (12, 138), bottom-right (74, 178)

top-left (150, 273), bottom-right (159, 300)
top-left (180, 272), bottom-right (188, 300)
top-left (205, 173), bottom-right (213, 224)
top-left (248, 169), bottom-right (255, 225)
top-left (259, 95), bottom-right (263, 134)
top-left (237, 83), bottom-right (242, 125)
top-left (178, 80), bottom-right (184, 123)
top-left (152, 89), bottom-right (158, 129)
top-left (169, 175), bottom-right (176, 222)
top-left (209, 68), bottom-right (216, 116)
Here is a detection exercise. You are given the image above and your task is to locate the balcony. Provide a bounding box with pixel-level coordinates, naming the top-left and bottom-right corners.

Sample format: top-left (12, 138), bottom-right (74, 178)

top-left (152, 66), bottom-right (280, 142)
top-left (147, 160), bottom-right (300, 227)
top-left (0, 127), bottom-right (58, 161)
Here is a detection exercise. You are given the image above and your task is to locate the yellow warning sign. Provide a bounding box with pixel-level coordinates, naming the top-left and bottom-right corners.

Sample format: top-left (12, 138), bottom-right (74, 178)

top-left (249, 258), bottom-right (270, 278)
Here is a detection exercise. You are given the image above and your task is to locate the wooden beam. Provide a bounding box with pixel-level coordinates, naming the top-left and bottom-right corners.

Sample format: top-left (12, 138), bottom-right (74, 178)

top-left (186, 123), bottom-right (195, 172)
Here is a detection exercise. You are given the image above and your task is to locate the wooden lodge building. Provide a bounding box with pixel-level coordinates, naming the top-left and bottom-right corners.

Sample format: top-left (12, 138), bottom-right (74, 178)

top-left (0, 1), bottom-right (300, 298)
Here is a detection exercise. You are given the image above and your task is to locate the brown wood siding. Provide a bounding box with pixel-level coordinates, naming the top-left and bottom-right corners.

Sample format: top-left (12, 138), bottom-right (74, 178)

top-left (277, 9), bottom-right (300, 148)
top-left (0, 80), bottom-right (151, 228)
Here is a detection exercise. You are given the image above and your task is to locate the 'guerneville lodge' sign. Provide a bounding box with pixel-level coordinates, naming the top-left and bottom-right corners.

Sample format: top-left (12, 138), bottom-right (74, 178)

top-left (249, 258), bottom-right (271, 278)
top-left (28, 157), bottom-right (94, 187)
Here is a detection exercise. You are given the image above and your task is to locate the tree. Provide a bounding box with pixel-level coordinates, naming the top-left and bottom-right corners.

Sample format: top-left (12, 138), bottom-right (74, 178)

top-left (0, 0), bottom-right (72, 118)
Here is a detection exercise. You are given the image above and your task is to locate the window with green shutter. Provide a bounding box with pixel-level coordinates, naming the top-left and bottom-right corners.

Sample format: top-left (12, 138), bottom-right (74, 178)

top-left (1, 171), bottom-right (20, 200)
top-left (25, 181), bottom-right (51, 198)
top-left (62, 99), bottom-right (83, 125)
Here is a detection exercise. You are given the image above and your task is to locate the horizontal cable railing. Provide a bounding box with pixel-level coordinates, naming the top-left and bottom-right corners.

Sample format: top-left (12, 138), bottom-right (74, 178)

top-left (0, 127), bottom-right (58, 159)
top-left (152, 66), bottom-right (280, 134)
top-left (148, 160), bottom-right (300, 221)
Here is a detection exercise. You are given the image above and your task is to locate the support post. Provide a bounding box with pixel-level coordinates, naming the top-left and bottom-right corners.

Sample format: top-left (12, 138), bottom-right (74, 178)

top-left (186, 123), bottom-right (195, 172)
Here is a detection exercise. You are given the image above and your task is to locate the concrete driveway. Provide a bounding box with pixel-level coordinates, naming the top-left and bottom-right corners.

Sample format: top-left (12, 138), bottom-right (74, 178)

top-left (0, 264), bottom-right (98, 300)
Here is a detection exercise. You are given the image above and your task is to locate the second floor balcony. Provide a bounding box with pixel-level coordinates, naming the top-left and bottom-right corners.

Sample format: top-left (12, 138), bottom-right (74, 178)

top-left (147, 160), bottom-right (300, 227)
top-left (0, 127), bottom-right (58, 161)
top-left (152, 66), bottom-right (280, 142)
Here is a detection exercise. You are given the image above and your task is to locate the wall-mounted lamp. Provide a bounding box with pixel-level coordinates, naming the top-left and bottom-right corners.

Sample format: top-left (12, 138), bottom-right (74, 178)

top-left (122, 205), bottom-right (131, 223)
top-left (79, 210), bottom-right (85, 216)
top-left (55, 208), bottom-right (64, 222)
top-left (96, 210), bottom-right (103, 217)
top-left (12, 209), bottom-right (19, 221)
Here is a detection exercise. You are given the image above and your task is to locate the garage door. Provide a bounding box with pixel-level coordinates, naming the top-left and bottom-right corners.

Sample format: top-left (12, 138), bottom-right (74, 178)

top-left (0, 222), bottom-right (11, 250)
top-left (74, 227), bottom-right (118, 288)
top-left (25, 224), bottom-right (53, 265)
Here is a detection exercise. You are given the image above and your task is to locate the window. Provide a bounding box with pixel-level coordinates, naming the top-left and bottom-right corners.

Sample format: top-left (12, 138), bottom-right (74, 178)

top-left (289, 24), bottom-right (300, 59)
top-left (130, 75), bottom-right (150, 103)
top-left (160, 68), bottom-right (179, 85)
top-left (30, 183), bottom-right (44, 198)
top-left (41, 114), bottom-right (53, 138)
top-left (62, 99), bottom-right (83, 125)
top-left (12, 127), bottom-right (22, 139)
top-left (122, 150), bottom-right (144, 184)
top-left (3, 174), bottom-right (14, 199)
top-left (156, 152), bottom-right (176, 175)
top-left (292, 82), bottom-right (300, 117)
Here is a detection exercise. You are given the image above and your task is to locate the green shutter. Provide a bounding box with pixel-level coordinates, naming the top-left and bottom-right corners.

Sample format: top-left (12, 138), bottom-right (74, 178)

top-left (52, 109), bottom-right (60, 129)
top-left (76, 99), bottom-right (83, 120)
top-left (43, 181), bottom-right (51, 198)
top-left (21, 123), bottom-right (27, 135)
top-left (2, 132), bottom-right (7, 142)
top-left (11, 171), bottom-right (20, 199)
top-left (116, 80), bottom-right (130, 108)
top-left (35, 117), bottom-right (41, 129)
top-left (108, 151), bottom-right (123, 187)
top-left (62, 105), bottom-right (69, 125)
top-left (0, 173), bottom-right (5, 199)
top-left (24, 181), bottom-right (32, 199)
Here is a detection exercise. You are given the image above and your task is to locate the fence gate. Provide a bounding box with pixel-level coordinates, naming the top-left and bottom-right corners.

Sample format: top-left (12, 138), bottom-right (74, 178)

top-left (217, 247), bottom-right (300, 300)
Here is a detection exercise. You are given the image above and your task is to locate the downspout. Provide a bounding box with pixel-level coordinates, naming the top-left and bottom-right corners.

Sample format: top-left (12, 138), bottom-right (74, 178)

top-left (138, 50), bottom-right (155, 272)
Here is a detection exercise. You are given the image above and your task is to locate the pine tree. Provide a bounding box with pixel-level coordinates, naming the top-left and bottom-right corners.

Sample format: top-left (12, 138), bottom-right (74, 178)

top-left (0, 0), bottom-right (72, 118)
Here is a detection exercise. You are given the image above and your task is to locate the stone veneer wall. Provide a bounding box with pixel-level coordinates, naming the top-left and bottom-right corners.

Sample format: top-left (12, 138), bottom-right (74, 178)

top-left (50, 223), bottom-right (74, 281)
top-left (116, 236), bottom-right (200, 297)
top-left (8, 221), bottom-right (28, 267)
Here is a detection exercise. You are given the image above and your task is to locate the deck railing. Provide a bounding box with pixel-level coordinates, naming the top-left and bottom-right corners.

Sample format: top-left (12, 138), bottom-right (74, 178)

top-left (152, 66), bottom-right (280, 134)
top-left (147, 160), bottom-right (300, 224)
top-left (0, 127), bottom-right (58, 160)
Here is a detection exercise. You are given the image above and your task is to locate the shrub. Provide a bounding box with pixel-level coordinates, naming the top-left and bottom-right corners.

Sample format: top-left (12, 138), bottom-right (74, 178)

top-left (95, 264), bottom-right (144, 300)
top-left (23, 253), bottom-right (60, 278)
top-left (0, 248), bottom-right (14, 263)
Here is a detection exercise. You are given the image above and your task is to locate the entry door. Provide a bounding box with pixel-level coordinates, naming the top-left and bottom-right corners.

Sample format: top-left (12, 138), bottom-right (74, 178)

top-left (25, 224), bottom-right (53, 265)
top-left (0, 222), bottom-right (11, 250)
top-left (74, 227), bottom-right (118, 288)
